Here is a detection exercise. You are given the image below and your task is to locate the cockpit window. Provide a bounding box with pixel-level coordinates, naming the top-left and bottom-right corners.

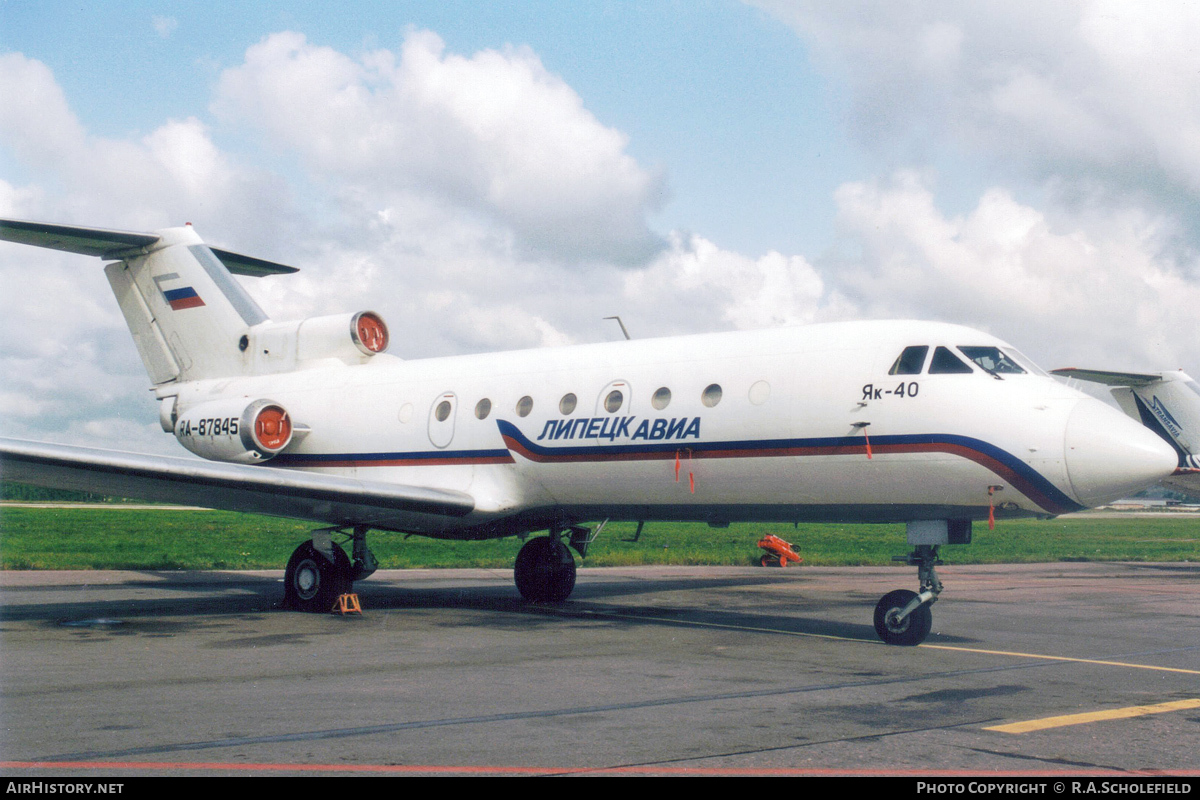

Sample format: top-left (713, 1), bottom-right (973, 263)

top-left (888, 346), bottom-right (929, 375)
top-left (957, 346), bottom-right (1027, 376)
top-left (928, 346), bottom-right (974, 374)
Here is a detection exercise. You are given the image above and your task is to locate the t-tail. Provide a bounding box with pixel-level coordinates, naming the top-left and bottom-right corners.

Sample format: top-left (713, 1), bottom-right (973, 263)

top-left (0, 219), bottom-right (392, 386)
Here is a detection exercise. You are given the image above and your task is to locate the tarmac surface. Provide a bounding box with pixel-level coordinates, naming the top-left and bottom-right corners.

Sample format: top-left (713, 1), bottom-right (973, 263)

top-left (1, 562), bottom-right (1199, 777)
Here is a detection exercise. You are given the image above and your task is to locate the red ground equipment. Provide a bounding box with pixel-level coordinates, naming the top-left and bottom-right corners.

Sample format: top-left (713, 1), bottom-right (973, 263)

top-left (757, 534), bottom-right (803, 567)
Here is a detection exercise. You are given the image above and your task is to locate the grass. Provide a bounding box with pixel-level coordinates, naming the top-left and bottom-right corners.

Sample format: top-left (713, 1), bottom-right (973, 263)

top-left (0, 506), bottom-right (1197, 570)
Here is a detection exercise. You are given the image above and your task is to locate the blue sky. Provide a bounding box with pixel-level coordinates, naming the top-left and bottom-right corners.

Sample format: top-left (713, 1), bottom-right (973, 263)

top-left (2, 1), bottom-right (1199, 450)
top-left (1, 1), bottom-right (854, 256)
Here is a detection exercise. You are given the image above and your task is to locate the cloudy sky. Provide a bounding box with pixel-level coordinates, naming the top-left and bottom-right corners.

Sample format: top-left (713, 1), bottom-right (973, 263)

top-left (2, 1), bottom-right (1199, 454)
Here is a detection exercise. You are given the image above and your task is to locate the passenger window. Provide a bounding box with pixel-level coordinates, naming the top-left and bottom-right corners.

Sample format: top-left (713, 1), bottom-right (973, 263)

top-left (604, 390), bottom-right (624, 413)
top-left (474, 399), bottom-right (491, 420)
top-left (928, 346), bottom-right (973, 374)
top-left (748, 380), bottom-right (770, 405)
top-left (516, 396), bottom-right (534, 417)
top-left (702, 384), bottom-right (723, 407)
top-left (651, 387), bottom-right (671, 410)
top-left (889, 345), bottom-right (929, 375)
top-left (559, 393), bottom-right (577, 415)
top-left (957, 346), bottom-right (1027, 375)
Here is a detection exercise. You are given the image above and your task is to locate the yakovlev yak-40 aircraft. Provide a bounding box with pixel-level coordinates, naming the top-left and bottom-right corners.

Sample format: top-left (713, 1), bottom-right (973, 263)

top-left (0, 219), bottom-right (1184, 645)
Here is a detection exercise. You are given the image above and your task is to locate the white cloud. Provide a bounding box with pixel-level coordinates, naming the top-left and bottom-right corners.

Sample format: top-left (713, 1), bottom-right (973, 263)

top-left (0, 53), bottom-right (87, 172)
top-left (826, 172), bottom-right (1200, 372)
top-left (0, 53), bottom-right (290, 239)
top-left (747, 2), bottom-right (1200, 375)
top-left (623, 233), bottom-right (837, 333)
top-left (753, 1), bottom-right (1200, 200)
top-left (213, 30), bottom-right (666, 264)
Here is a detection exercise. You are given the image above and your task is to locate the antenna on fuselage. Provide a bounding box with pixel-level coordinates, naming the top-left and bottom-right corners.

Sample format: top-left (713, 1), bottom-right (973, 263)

top-left (604, 316), bottom-right (632, 340)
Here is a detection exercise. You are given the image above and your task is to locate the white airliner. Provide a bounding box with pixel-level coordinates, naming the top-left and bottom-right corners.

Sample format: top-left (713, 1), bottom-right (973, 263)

top-left (0, 219), bottom-right (1182, 645)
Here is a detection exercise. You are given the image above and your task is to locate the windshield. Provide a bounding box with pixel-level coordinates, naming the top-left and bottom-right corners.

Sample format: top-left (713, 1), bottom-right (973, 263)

top-left (957, 346), bottom-right (1027, 376)
top-left (929, 346), bottom-right (973, 374)
top-left (888, 345), bottom-right (929, 375)
top-left (1003, 347), bottom-right (1049, 377)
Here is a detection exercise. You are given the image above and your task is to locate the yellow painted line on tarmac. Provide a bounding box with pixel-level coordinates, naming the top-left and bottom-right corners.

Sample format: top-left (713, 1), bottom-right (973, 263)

top-left (984, 698), bottom-right (1200, 734)
top-left (919, 644), bottom-right (1200, 676)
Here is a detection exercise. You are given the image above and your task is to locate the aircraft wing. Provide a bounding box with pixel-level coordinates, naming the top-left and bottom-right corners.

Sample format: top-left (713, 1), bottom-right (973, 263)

top-left (0, 218), bottom-right (298, 277)
top-left (1050, 367), bottom-right (1163, 387)
top-left (0, 438), bottom-right (475, 531)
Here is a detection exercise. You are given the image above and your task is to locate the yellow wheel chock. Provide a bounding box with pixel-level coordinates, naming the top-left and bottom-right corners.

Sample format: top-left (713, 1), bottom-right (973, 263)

top-left (332, 593), bottom-right (362, 615)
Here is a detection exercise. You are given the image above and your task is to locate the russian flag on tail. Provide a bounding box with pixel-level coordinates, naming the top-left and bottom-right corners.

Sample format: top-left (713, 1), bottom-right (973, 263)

top-left (163, 286), bottom-right (205, 310)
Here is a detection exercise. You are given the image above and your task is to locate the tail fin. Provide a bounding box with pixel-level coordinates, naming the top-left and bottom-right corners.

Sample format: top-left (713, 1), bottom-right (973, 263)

top-left (0, 219), bottom-right (297, 383)
top-left (105, 225), bottom-right (272, 382)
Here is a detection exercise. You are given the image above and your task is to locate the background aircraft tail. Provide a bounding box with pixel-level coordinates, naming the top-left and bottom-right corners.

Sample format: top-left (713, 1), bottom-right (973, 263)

top-left (1052, 367), bottom-right (1200, 498)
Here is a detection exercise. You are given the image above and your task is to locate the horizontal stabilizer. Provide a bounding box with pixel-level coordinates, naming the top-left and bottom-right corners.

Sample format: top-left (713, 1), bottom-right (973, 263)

top-left (209, 246), bottom-right (299, 277)
top-left (0, 218), bottom-right (156, 258)
top-left (0, 438), bottom-right (475, 531)
top-left (1050, 367), bottom-right (1164, 387)
top-left (0, 218), bottom-right (298, 276)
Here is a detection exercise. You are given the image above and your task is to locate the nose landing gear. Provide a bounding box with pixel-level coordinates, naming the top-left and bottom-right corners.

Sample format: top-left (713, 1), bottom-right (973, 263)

top-left (874, 543), bottom-right (944, 646)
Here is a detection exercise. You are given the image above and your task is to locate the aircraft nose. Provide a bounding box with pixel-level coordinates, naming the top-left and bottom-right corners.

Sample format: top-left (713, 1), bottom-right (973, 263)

top-left (1063, 398), bottom-right (1179, 508)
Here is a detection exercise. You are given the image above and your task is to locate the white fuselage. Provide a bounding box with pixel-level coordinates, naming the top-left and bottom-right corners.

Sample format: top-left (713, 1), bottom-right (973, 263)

top-left (168, 319), bottom-right (1177, 539)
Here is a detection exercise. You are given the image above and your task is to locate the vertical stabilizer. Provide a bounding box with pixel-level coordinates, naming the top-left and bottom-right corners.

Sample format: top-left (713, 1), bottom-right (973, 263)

top-left (106, 225), bottom-right (269, 382)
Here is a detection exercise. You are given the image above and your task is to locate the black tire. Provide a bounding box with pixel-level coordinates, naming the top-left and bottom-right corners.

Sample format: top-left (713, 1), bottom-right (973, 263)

top-left (514, 537), bottom-right (577, 602)
top-left (284, 541), bottom-right (352, 612)
top-left (873, 589), bottom-right (932, 646)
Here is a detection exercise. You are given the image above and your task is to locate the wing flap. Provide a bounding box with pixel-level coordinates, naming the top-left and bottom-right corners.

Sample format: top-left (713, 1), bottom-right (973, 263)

top-left (0, 438), bottom-right (475, 532)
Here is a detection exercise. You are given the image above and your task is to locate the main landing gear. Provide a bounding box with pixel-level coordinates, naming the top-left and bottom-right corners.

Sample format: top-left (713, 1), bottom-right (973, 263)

top-left (284, 526), bottom-right (378, 612)
top-left (514, 525), bottom-right (597, 602)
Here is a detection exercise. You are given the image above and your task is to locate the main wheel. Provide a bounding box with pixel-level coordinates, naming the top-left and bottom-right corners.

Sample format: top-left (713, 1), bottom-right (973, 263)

top-left (284, 541), bottom-right (352, 612)
top-left (873, 589), bottom-right (932, 646)
top-left (514, 537), bottom-right (577, 602)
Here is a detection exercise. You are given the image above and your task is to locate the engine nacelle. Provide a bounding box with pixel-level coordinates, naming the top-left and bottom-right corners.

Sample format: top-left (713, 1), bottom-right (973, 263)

top-left (245, 311), bottom-right (389, 373)
top-left (298, 310), bottom-right (389, 358)
top-left (175, 398), bottom-right (294, 463)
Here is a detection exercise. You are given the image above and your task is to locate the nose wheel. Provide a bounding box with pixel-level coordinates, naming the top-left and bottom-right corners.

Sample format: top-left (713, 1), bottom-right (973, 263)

top-left (874, 589), bottom-right (933, 646)
top-left (874, 545), bottom-right (942, 646)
